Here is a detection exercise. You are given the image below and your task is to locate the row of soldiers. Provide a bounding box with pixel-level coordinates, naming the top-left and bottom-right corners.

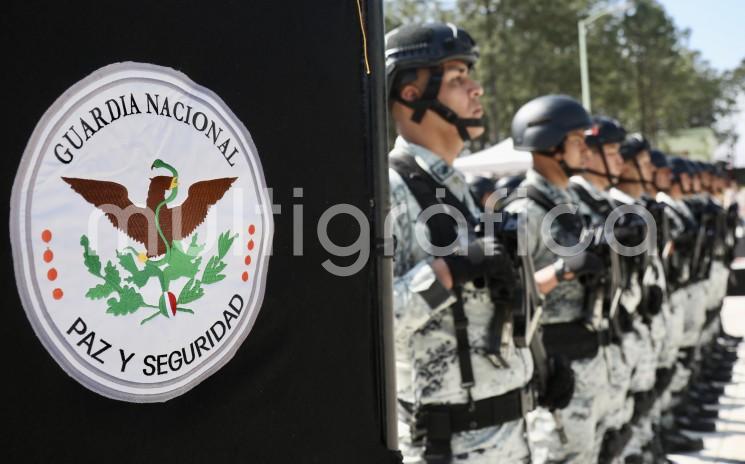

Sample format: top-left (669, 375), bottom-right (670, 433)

top-left (386, 22), bottom-right (741, 463)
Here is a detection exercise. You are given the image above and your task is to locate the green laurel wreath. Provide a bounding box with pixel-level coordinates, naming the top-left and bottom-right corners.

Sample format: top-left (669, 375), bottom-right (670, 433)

top-left (79, 231), bottom-right (236, 325)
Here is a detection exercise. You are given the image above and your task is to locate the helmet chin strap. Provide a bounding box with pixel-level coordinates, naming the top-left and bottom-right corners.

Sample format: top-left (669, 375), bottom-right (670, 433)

top-left (617, 156), bottom-right (652, 190)
top-left (427, 100), bottom-right (484, 141)
top-left (648, 179), bottom-right (668, 193)
top-left (534, 146), bottom-right (584, 178)
top-left (583, 168), bottom-right (618, 188)
top-left (632, 158), bottom-right (651, 191)
top-left (395, 66), bottom-right (484, 142)
top-left (651, 172), bottom-right (670, 193)
top-left (671, 175), bottom-right (692, 195)
top-left (558, 158), bottom-right (584, 178)
top-left (616, 176), bottom-right (644, 185)
top-left (584, 146), bottom-right (618, 189)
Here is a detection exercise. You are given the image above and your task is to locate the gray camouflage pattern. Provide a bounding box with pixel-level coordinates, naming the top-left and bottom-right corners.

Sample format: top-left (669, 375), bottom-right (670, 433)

top-left (510, 173), bottom-right (611, 462)
top-left (390, 137), bottom-right (532, 461)
top-left (527, 353), bottom-right (611, 464)
top-left (505, 170), bottom-right (586, 324)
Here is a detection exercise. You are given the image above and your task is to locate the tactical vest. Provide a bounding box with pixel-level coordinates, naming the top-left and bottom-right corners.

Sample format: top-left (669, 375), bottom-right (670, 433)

top-left (390, 153), bottom-right (534, 463)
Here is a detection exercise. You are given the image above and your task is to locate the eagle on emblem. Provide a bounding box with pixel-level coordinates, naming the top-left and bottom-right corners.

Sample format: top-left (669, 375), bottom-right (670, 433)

top-left (62, 159), bottom-right (236, 257)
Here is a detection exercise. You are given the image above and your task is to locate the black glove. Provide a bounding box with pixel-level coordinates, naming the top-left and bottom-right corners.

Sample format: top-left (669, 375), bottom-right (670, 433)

top-left (616, 306), bottom-right (634, 333)
top-left (443, 238), bottom-right (511, 286)
top-left (539, 355), bottom-right (575, 411)
top-left (554, 250), bottom-right (606, 283)
top-left (639, 285), bottom-right (663, 317)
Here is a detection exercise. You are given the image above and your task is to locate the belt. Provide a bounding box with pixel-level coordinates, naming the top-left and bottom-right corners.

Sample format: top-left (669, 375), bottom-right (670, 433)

top-left (401, 386), bottom-right (534, 462)
top-left (542, 322), bottom-right (609, 361)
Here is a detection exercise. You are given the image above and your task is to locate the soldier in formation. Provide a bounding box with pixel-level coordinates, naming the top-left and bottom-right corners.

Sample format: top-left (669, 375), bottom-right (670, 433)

top-left (386, 23), bottom-right (574, 463)
top-left (386, 21), bottom-right (741, 464)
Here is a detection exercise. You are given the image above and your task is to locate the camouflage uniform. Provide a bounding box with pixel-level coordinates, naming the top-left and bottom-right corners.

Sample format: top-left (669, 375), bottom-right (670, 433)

top-left (655, 193), bottom-right (686, 369)
top-left (640, 197), bottom-right (676, 463)
top-left (673, 198), bottom-right (707, 350)
top-left (570, 176), bottom-right (632, 457)
top-left (390, 137), bottom-right (533, 463)
top-left (504, 170), bottom-right (610, 464)
top-left (656, 193), bottom-right (695, 395)
top-left (699, 196), bottom-right (729, 347)
top-left (609, 188), bottom-right (660, 460)
top-left (702, 258), bottom-right (729, 346)
top-left (646, 193), bottom-right (687, 431)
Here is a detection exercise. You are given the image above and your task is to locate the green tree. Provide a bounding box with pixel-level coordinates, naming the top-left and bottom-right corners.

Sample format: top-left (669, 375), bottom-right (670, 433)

top-left (457, 0), bottom-right (597, 146)
top-left (384, 0), bottom-right (740, 151)
top-left (384, 0), bottom-right (454, 31)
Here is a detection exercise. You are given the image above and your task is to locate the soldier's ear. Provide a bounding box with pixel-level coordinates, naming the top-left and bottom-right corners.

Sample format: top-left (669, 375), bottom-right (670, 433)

top-left (399, 84), bottom-right (421, 103)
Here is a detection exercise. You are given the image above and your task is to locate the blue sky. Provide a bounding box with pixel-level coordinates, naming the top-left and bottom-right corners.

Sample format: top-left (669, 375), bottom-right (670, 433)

top-left (656, 0), bottom-right (744, 71)
top-left (654, 0), bottom-right (744, 165)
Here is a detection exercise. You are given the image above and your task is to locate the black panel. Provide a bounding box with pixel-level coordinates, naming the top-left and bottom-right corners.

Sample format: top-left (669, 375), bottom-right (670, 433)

top-left (1, 1), bottom-right (396, 462)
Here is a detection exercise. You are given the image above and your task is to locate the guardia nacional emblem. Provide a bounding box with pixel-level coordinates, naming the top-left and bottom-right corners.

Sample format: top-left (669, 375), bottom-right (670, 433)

top-left (10, 63), bottom-right (274, 402)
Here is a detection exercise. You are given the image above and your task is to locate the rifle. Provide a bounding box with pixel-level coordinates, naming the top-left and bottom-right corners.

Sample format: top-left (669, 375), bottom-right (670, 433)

top-left (488, 210), bottom-right (542, 350)
top-left (685, 198), bottom-right (708, 282)
top-left (725, 203), bottom-right (739, 264)
top-left (646, 199), bottom-right (672, 275)
top-left (492, 210), bottom-right (570, 442)
top-left (580, 225), bottom-right (623, 329)
top-left (699, 208), bottom-right (716, 279)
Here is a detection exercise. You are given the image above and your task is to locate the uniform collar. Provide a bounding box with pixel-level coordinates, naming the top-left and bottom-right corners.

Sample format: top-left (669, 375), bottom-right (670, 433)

top-left (570, 175), bottom-right (609, 201)
top-left (656, 191), bottom-right (674, 205)
top-left (393, 136), bottom-right (470, 201)
top-left (609, 187), bottom-right (636, 205)
top-left (525, 169), bottom-right (575, 204)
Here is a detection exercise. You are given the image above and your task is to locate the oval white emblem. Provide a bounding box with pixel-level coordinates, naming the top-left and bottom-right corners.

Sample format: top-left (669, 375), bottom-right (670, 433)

top-left (10, 62), bottom-right (274, 402)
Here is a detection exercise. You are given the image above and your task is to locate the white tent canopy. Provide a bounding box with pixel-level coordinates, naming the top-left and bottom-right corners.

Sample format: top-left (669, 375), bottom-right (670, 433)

top-left (455, 137), bottom-right (532, 178)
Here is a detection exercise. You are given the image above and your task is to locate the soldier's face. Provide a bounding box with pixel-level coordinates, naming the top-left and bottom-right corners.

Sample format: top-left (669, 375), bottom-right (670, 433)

top-left (586, 148), bottom-right (605, 174)
top-left (680, 173), bottom-right (692, 192)
top-left (561, 129), bottom-right (590, 169)
top-left (692, 174), bottom-right (702, 192)
top-left (711, 176), bottom-right (722, 193)
top-left (637, 150), bottom-right (653, 182)
top-left (701, 172), bottom-right (712, 189)
top-left (602, 142), bottom-right (624, 177)
top-left (655, 167), bottom-right (672, 190)
top-left (436, 60), bottom-right (485, 139)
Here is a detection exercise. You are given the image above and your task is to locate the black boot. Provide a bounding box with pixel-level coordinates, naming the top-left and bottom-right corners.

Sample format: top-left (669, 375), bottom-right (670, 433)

top-left (707, 351), bottom-right (738, 366)
top-left (687, 389), bottom-right (720, 406)
top-left (717, 334), bottom-right (742, 347)
top-left (711, 344), bottom-right (739, 360)
top-left (676, 414), bottom-right (716, 432)
top-left (674, 401), bottom-right (718, 419)
top-left (661, 427), bottom-right (704, 453)
top-left (701, 367), bottom-right (732, 383)
top-left (691, 382), bottom-right (725, 396)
